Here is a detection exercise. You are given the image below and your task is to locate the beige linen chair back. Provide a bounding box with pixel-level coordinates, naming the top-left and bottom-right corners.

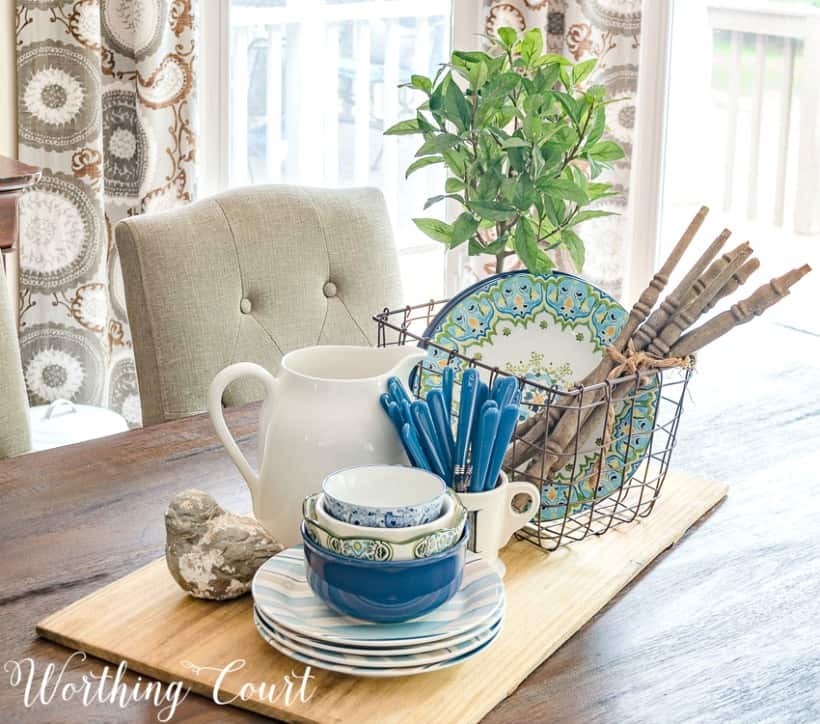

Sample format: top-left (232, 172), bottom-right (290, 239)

top-left (116, 185), bottom-right (404, 427)
top-left (0, 264), bottom-right (31, 458)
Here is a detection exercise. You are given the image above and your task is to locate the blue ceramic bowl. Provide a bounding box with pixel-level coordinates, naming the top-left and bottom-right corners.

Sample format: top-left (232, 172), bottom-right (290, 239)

top-left (321, 465), bottom-right (446, 528)
top-left (300, 521), bottom-right (467, 623)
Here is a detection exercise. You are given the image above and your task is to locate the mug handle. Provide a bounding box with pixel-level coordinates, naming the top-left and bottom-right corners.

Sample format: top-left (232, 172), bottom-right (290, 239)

top-left (501, 480), bottom-right (540, 541)
top-left (208, 363), bottom-right (278, 505)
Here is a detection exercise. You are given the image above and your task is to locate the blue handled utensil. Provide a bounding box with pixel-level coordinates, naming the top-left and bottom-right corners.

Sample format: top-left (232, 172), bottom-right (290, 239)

top-left (492, 377), bottom-right (517, 409)
top-left (475, 381), bottom-right (489, 423)
top-left (400, 399), bottom-right (413, 426)
top-left (470, 404), bottom-right (500, 492)
top-left (510, 385), bottom-right (521, 408)
top-left (454, 368), bottom-right (479, 492)
top-left (380, 393), bottom-right (408, 436)
top-left (388, 376), bottom-right (412, 408)
top-left (483, 403), bottom-right (520, 491)
top-left (427, 389), bottom-right (454, 477)
top-left (410, 400), bottom-right (449, 480)
top-left (400, 422), bottom-right (432, 473)
top-left (380, 396), bottom-right (405, 436)
top-left (471, 398), bottom-right (497, 452)
top-left (441, 366), bottom-right (454, 423)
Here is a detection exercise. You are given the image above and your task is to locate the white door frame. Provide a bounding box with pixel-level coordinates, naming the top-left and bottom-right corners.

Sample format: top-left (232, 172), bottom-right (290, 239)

top-left (623, 0), bottom-right (675, 304)
top-left (197, 0), bottom-right (230, 200)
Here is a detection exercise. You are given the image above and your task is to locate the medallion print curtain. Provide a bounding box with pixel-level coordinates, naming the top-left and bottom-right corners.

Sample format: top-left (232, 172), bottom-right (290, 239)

top-left (16, 0), bottom-right (196, 426)
top-left (481, 0), bottom-right (641, 299)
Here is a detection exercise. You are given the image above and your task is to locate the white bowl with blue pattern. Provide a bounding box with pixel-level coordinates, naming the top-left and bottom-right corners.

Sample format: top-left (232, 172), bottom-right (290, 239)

top-left (322, 465), bottom-right (446, 528)
top-left (304, 491), bottom-right (466, 561)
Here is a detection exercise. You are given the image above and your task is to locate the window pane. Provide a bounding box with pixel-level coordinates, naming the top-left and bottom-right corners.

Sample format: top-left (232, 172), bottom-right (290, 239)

top-left (228, 0), bottom-right (453, 302)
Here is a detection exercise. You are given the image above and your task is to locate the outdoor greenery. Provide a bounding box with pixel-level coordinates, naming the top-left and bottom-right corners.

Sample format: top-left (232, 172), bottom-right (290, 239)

top-left (385, 26), bottom-right (625, 274)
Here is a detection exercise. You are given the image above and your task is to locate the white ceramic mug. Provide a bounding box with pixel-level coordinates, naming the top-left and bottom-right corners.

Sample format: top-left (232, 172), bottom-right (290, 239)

top-left (456, 472), bottom-right (540, 577)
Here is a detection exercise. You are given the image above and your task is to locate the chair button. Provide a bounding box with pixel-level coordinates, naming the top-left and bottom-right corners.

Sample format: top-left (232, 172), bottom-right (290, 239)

top-left (240, 298), bottom-right (252, 314)
top-left (323, 281), bottom-right (337, 298)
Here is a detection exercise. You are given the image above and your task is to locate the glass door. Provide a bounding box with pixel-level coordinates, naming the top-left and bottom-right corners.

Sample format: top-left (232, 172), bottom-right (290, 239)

top-left (653, 0), bottom-right (820, 480)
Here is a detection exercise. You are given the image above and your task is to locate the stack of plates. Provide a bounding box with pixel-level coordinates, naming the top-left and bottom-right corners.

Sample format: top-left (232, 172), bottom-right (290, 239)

top-left (251, 547), bottom-right (505, 677)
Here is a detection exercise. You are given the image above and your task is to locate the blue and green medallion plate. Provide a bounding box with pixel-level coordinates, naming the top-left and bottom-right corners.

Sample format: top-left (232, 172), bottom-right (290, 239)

top-left (417, 271), bottom-right (659, 519)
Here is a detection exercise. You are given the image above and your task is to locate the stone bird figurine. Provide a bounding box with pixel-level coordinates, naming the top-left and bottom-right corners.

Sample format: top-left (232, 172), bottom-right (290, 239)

top-left (165, 489), bottom-right (283, 600)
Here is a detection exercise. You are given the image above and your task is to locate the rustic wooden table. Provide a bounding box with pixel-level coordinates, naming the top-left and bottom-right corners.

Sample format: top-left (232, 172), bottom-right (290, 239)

top-left (0, 321), bottom-right (817, 723)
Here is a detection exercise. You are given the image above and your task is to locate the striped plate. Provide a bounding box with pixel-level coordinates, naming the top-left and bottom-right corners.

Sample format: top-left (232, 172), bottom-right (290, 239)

top-left (254, 597), bottom-right (504, 655)
top-left (251, 547), bottom-right (504, 646)
top-left (254, 608), bottom-right (503, 678)
top-left (254, 607), bottom-right (503, 668)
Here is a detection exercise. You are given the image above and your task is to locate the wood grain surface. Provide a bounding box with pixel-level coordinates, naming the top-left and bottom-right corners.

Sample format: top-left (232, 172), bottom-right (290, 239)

top-left (0, 155), bottom-right (40, 193)
top-left (34, 472), bottom-right (726, 724)
top-left (0, 320), bottom-right (817, 723)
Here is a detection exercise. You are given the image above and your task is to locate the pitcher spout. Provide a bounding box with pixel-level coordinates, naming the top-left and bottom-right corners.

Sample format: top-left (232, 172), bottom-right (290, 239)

top-left (387, 346), bottom-right (427, 388)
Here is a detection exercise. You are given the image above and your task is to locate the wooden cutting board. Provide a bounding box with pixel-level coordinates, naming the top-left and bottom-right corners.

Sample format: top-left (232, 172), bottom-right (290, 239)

top-left (37, 470), bottom-right (726, 724)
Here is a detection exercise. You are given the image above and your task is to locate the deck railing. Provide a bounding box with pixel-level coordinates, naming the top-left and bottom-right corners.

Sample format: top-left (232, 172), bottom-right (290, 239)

top-left (707, 1), bottom-right (820, 232)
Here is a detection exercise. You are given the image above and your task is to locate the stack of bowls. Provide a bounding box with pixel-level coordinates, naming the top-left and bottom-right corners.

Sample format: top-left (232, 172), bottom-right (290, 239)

top-left (301, 465), bottom-right (468, 623)
top-left (250, 464), bottom-right (505, 676)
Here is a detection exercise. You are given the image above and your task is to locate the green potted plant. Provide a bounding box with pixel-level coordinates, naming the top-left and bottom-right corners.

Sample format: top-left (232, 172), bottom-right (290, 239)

top-left (385, 26), bottom-right (625, 275)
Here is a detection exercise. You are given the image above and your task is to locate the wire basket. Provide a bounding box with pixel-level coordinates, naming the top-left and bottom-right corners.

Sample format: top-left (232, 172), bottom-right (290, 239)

top-left (374, 299), bottom-right (693, 552)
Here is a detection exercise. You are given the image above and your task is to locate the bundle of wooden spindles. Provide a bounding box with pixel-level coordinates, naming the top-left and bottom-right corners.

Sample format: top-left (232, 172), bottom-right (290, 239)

top-left (504, 206), bottom-right (812, 484)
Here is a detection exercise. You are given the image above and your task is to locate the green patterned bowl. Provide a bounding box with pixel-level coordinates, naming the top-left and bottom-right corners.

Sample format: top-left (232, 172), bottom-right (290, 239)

top-left (302, 492), bottom-right (466, 562)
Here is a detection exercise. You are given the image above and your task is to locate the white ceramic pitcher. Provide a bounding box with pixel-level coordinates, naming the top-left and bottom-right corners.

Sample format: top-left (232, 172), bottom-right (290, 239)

top-left (208, 345), bottom-right (426, 547)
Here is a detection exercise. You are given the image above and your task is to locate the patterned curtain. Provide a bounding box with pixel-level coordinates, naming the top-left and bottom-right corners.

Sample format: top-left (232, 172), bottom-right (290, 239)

top-left (481, 0), bottom-right (641, 299)
top-left (15, 0), bottom-right (196, 427)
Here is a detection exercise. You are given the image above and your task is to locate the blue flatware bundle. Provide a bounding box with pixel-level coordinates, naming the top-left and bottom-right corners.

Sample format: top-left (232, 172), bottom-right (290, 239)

top-left (380, 369), bottom-right (521, 493)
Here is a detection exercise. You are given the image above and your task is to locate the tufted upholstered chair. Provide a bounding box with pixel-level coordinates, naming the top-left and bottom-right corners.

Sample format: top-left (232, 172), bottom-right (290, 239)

top-left (116, 185), bottom-right (404, 427)
top-left (0, 263), bottom-right (31, 458)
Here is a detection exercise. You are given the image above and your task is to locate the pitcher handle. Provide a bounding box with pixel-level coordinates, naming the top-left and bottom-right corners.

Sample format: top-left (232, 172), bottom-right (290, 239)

top-left (501, 480), bottom-right (540, 541)
top-left (208, 363), bottom-right (278, 504)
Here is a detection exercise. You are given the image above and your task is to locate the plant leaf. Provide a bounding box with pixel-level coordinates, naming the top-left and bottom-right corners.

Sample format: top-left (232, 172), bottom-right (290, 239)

top-left (518, 27), bottom-right (543, 66)
top-left (587, 182), bottom-right (620, 201)
top-left (445, 177), bottom-right (466, 193)
top-left (384, 119), bottom-right (422, 136)
top-left (415, 133), bottom-right (462, 157)
top-left (570, 209), bottom-right (616, 226)
top-left (469, 60), bottom-right (489, 90)
top-left (584, 106), bottom-right (606, 147)
top-left (467, 200), bottom-right (516, 221)
top-left (423, 193), bottom-right (463, 210)
top-left (537, 53), bottom-right (572, 67)
top-left (553, 93), bottom-right (580, 124)
top-left (442, 147), bottom-right (468, 176)
top-left (514, 221), bottom-right (553, 274)
top-left (482, 72), bottom-right (521, 101)
top-left (444, 81), bottom-right (472, 132)
top-left (559, 65), bottom-right (572, 91)
top-left (512, 173), bottom-right (536, 211)
top-left (501, 137), bottom-right (530, 149)
top-left (540, 178), bottom-right (589, 205)
top-left (410, 74), bottom-right (432, 95)
top-left (497, 26), bottom-right (518, 49)
top-left (405, 156), bottom-right (444, 178)
top-left (452, 50), bottom-right (492, 65)
top-left (586, 140), bottom-right (625, 162)
top-left (572, 58), bottom-right (597, 86)
top-left (562, 229), bottom-right (585, 272)
top-left (412, 217), bottom-right (452, 244)
top-left (451, 212), bottom-right (479, 246)
top-left (482, 234), bottom-right (510, 254)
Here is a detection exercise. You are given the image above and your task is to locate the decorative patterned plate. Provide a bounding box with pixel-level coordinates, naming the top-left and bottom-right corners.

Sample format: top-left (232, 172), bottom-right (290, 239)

top-left (254, 608), bottom-right (503, 678)
top-left (254, 597), bottom-right (505, 656)
top-left (251, 547), bottom-right (504, 645)
top-left (418, 271), bottom-right (659, 517)
top-left (254, 607), bottom-right (503, 667)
